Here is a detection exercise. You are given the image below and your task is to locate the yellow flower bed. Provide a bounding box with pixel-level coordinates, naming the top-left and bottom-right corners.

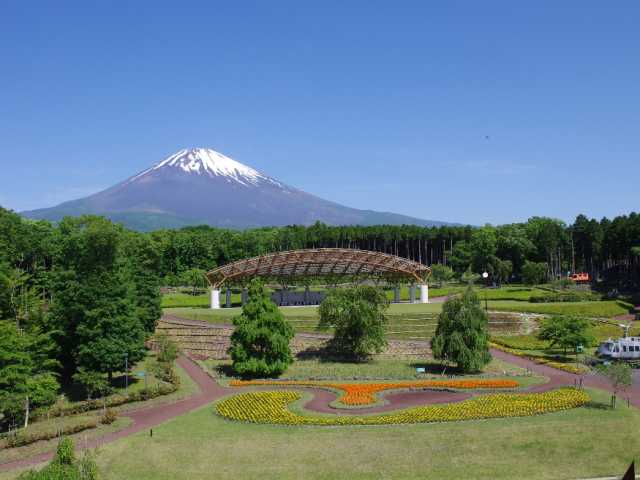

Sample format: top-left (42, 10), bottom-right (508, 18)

top-left (215, 388), bottom-right (589, 426)
top-left (230, 378), bottom-right (519, 406)
top-left (490, 342), bottom-right (588, 374)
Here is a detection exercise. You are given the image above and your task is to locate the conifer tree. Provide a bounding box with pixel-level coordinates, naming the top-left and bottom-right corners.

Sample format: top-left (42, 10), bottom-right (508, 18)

top-left (431, 287), bottom-right (492, 373)
top-left (228, 279), bottom-right (294, 377)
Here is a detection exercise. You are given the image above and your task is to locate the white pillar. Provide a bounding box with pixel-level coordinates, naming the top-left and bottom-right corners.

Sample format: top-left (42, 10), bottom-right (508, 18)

top-left (210, 289), bottom-right (220, 309)
top-left (419, 284), bottom-right (429, 304)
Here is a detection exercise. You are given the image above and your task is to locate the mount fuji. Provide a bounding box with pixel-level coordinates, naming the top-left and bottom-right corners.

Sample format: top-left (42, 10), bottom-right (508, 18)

top-left (23, 148), bottom-right (453, 231)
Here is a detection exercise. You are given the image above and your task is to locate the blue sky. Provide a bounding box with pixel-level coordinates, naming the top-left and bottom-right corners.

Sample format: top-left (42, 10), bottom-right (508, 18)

top-left (1, 1), bottom-right (638, 225)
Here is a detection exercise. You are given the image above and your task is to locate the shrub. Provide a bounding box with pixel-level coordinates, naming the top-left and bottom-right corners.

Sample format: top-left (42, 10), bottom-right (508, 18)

top-left (4, 419), bottom-right (99, 448)
top-left (318, 286), bottom-right (389, 361)
top-left (100, 408), bottom-right (118, 425)
top-left (33, 381), bottom-right (178, 420)
top-left (155, 332), bottom-right (179, 364)
top-left (72, 368), bottom-right (113, 400)
top-left (596, 362), bottom-right (633, 408)
top-left (17, 437), bottom-right (99, 480)
top-left (54, 437), bottom-right (75, 465)
top-left (530, 292), bottom-right (600, 303)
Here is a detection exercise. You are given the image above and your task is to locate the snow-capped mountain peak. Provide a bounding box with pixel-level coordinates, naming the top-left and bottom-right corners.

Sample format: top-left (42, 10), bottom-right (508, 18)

top-left (23, 146), bottom-right (453, 230)
top-left (130, 148), bottom-right (281, 187)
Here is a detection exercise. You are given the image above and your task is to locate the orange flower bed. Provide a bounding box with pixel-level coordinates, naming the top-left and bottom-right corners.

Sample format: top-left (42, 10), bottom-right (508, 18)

top-left (230, 379), bottom-right (519, 406)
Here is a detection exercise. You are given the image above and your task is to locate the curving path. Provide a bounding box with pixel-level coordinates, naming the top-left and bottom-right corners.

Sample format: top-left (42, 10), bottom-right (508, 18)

top-left (0, 356), bottom-right (226, 472)
top-left (2, 346), bottom-right (639, 473)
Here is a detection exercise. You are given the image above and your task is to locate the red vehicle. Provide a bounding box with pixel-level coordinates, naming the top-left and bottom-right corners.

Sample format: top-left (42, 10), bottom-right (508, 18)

top-left (569, 272), bottom-right (590, 283)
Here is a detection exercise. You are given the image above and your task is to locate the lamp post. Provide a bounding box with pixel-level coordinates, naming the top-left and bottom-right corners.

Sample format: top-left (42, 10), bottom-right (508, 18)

top-left (124, 353), bottom-right (129, 396)
top-left (482, 272), bottom-right (489, 311)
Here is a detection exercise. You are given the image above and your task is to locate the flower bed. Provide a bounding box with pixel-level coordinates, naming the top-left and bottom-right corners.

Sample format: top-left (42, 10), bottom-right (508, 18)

top-left (230, 379), bottom-right (519, 406)
top-left (490, 342), bottom-right (587, 374)
top-left (215, 388), bottom-right (589, 425)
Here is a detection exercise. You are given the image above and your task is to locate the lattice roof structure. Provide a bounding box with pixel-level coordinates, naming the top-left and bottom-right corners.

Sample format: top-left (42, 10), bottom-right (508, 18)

top-left (205, 248), bottom-right (431, 288)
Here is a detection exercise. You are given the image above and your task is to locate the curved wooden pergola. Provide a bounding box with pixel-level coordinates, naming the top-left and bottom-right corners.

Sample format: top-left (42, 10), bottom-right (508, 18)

top-left (205, 248), bottom-right (431, 289)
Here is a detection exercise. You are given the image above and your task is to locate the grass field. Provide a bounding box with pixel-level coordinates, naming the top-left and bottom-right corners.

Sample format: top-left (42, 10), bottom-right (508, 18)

top-left (204, 355), bottom-right (543, 385)
top-left (161, 285), bottom-right (552, 309)
top-left (487, 300), bottom-right (631, 318)
top-left (3, 388), bottom-right (636, 480)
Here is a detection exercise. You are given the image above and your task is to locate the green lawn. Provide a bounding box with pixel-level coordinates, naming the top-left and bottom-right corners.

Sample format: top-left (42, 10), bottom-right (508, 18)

top-left (204, 356), bottom-right (543, 386)
top-left (161, 285), bottom-right (550, 309)
top-left (4, 389), bottom-right (636, 480)
top-left (486, 300), bottom-right (631, 318)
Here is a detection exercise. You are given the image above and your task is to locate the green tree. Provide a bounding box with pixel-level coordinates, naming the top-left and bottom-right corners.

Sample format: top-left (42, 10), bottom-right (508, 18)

top-left (318, 286), bottom-right (389, 361)
top-left (461, 266), bottom-right (480, 285)
top-left (179, 268), bottom-right (207, 295)
top-left (469, 226), bottom-right (499, 275)
top-left (536, 315), bottom-right (594, 357)
top-left (596, 362), bottom-right (632, 408)
top-left (123, 233), bottom-right (162, 333)
top-left (0, 321), bottom-right (59, 428)
top-left (48, 216), bottom-right (146, 380)
top-left (431, 287), bottom-right (492, 373)
top-left (449, 240), bottom-right (473, 274)
top-left (496, 259), bottom-right (513, 284)
top-left (521, 260), bottom-right (548, 285)
top-left (228, 279), bottom-right (294, 377)
top-left (430, 264), bottom-right (454, 286)
top-left (496, 224), bottom-right (535, 277)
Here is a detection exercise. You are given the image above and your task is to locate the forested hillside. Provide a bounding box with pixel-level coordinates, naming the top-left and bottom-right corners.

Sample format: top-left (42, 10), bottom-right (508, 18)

top-left (2, 207), bottom-right (640, 291)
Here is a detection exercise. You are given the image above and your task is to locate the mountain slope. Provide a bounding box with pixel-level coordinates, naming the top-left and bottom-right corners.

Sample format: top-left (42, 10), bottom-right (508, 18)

top-left (23, 148), bottom-right (454, 231)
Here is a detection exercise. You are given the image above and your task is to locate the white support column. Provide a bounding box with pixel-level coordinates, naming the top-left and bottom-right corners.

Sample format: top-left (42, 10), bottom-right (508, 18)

top-left (419, 284), bottom-right (429, 304)
top-left (210, 288), bottom-right (221, 309)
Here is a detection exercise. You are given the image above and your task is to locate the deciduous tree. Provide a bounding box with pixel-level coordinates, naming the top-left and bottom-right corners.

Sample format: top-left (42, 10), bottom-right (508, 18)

top-left (431, 287), bottom-right (492, 373)
top-left (318, 286), bottom-right (389, 361)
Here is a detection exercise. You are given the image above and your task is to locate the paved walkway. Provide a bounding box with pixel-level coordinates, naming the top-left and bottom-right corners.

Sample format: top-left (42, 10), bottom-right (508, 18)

top-left (2, 337), bottom-right (639, 473)
top-left (0, 356), bottom-right (226, 472)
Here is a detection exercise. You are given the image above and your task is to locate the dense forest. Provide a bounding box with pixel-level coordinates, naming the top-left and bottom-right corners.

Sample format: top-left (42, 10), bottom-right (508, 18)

top-left (0, 211), bottom-right (161, 428)
top-left (1, 207), bottom-right (640, 294)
